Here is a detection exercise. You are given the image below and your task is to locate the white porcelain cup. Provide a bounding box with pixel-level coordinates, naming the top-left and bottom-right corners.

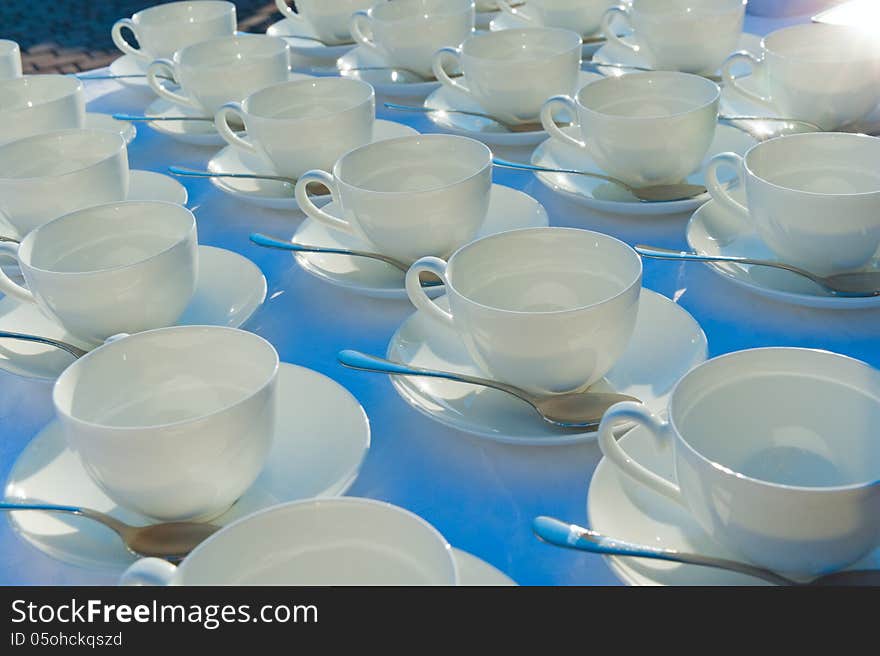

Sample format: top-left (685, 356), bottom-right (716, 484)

top-left (276, 0), bottom-right (378, 45)
top-left (215, 77), bottom-right (374, 179)
top-left (0, 40), bottom-right (22, 79)
top-left (406, 227), bottom-right (642, 396)
top-left (295, 134), bottom-right (491, 264)
top-left (601, 0), bottom-right (746, 74)
top-left (147, 35), bottom-right (290, 115)
top-left (0, 75), bottom-right (85, 145)
top-left (432, 27), bottom-right (581, 125)
top-left (541, 72), bottom-right (719, 187)
top-left (722, 23), bottom-right (880, 131)
top-left (350, 0), bottom-right (475, 79)
top-left (599, 347), bottom-right (880, 579)
top-left (119, 498), bottom-right (458, 585)
top-left (0, 201), bottom-right (198, 345)
top-left (112, 1), bottom-right (237, 62)
top-left (706, 132), bottom-right (880, 277)
top-left (497, 0), bottom-right (616, 37)
top-left (54, 326), bottom-right (278, 521)
top-left (0, 129), bottom-right (129, 237)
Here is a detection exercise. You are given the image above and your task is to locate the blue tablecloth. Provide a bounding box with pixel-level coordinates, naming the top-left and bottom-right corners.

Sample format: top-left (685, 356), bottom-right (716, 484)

top-left (2, 10), bottom-right (877, 586)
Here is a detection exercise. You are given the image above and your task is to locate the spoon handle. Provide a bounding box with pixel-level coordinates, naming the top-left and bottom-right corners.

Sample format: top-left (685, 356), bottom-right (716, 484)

top-left (384, 102), bottom-right (494, 123)
top-left (249, 233), bottom-right (408, 273)
top-left (167, 166), bottom-right (297, 187)
top-left (0, 501), bottom-right (129, 536)
top-left (0, 331), bottom-right (88, 358)
top-left (532, 516), bottom-right (795, 586)
top-left (337, 350), bottom-right (535, 405)
top-left (492, 157), bottom-right (626, 189)
top-left (582, 61), bottom-right (721, 83)
top-left (113, 114), bottom-right (211, 122)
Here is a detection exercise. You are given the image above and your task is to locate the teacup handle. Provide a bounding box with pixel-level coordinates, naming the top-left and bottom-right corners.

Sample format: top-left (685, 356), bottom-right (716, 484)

top-left (293, 170), bottom-right (353, 235)
top-left (350, 11), bottom-right (382, 56)
top-left (601, 6), bottom-right (638, 54)
top-left (147, 59), bottom-right (199, 110)
top-left (432, 48), bottom-right (473, 99)
top-left (111, 18), bottom-right (148, 61)
top-left (598, 401), bottom-right (684, 505)
top-left (704, 152), bottom-right (751, 223)
top-left (214, 102), bottom-right (257, 155)
top-left (275, 0), bottom-right (302, 21)
top-left (405, 257), bottom-right (454, 328)
top-left (495, 1), bottom-right (534, 21)
top-left (540, 95), bottom-right (584, 149)
top-left (120, 558), bottom-right (177, 586)
top-left (721, 51), bottom-right (771, 108)
top-left (0, 242), bottom-right (35, 304)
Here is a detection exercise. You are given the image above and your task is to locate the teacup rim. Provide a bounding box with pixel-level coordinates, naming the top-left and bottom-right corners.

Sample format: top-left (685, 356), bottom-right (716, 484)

top-left (368, 0), bottom-right (475, 23)
top-left (761, 23), bottom-right (880, 63)
top-left (0, 40), bottom-right (19, 54)
top-left (243, 77), bottom-right (374, 121)
top-left (460, 26), bottom-right (583, 62)
top-left (0, 75), bottom-right (82, 111)
top-left (19, 200), bottom-right (196, 278)
top-left (743, 132), bottom-right (880, 198)
top-left (333, 134), bottom-right (492, 195)
top-left (0, 128), bottom-right (125, 182)
top-left (175, 34), bottom-right (288, 69)
top-left (444, 226), bottom-right (643, 316)
top-left (174, 496), bottom-right (459, 584)
top-left (575, 71), bottom-right (720, 121)
top-left (54, 325), bottom-right (280, 433)
top-left (668, 346), bottom-right (880, 493)
top-left (133, 0), bottom-right (235, 24)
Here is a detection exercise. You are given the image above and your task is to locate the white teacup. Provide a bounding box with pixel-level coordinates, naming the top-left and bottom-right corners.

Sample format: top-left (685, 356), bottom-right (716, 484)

top-left (54, 326), bottom-right (278, 522)
top-left (599, 347), bottom-right (880, 579)
top-left (706, 132), bottom-right (880, 277)
top-left (350, 0), bottom-right (475, 79)
top-left (0, 129), bottom-right (129, 236)
top-left (295, 134), bottom-right (492, 264)
top-left (215, 77), bottom-right (374, 179)
top-left (432, 27), bottom-right (582, 125)
top-left (0, 75), bottom-right (85, 145)
top-left (147, 35), bottom-right (290, 115)
top-left (722, 23), bottom-right (880, 131)
top-left (541, 72), bottom-right (720, 187)
top-left (0, 40), bottom-right (22, 79)
top-left (497, 0), bottom-right (617, 37)
top-left (601, 0), bottom-right (746, 74)
top-left (406, 227), bottom-right (642, 396)
top-left (112, 1), bottom-right (237, 62)
top-left (0, 201), bottom-right (198, 345)
top-left (276, 0), bottom-right (378, 45)
top-left (120, 498), bottom-right (458, 585)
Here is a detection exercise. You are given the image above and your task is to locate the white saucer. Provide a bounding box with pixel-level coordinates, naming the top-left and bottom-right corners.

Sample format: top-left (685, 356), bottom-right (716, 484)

top-left (338, 47), bottom-right (440, 98)
top-left (592, 32), bottom-right (762, 78)
top-left (587, 423), bottom-right (880, 585)
top-left (531, 122), bottom-right (755, 215)
top-left (107, 54), bottom-right (149, 88)
top-left (266, 17), bottom-right (356, 60)
top-left (292, 183), bottom-right (549, 298)
top-left (144, 72), bottom-right (312, 146)
top-left (386, 289), bottom-right (707, 445)
top-left (84, 112), bottom-right (136, 144)
top-left (0, 245), bottom-right (267, 380)
top-left (206, 119), bottom-right (419, 211)
top-left (687, 186), bottom-right (880, 310)
top-left (4, 362), bottom-right (370, 570)
top-left (454, 549), bottom-right (517, 585)
top-left (421, 71), bottom-right (600, 146)
top-left (489, 6), bottom-right (622, 58)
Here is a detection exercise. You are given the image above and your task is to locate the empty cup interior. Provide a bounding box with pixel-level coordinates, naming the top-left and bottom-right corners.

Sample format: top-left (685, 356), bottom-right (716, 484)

top-left (55, 327), bottom-right (278, 429)
top-left (578, 72), bottom-right (720, 119)
top-left (336, 135), bottom-right (490, 193)
top-left (0, 75), bottom-right (81, 112)
top-left (672, 348), bottom-right (880, 488)
top-left (0, 129), bottom-right (124, 178)
top-left (246, 78), bottom-right (373, 120)
top-left (447, 228), bottom-right (642, 313)
top-left (22, 201), bottom-right (194, 274)
top-left (462, 27), bottom-right (582, 62)
top-left (371, 0), bottom-right (473, 22)
top-left (745, 133), bottom-right (880, 195)
top-left (180, 499), bottom-right (457, 585)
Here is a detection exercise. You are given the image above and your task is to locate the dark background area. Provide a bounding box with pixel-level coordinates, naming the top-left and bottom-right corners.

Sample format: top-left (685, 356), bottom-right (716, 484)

top-left (0, 1), bottom-right (288, 74)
